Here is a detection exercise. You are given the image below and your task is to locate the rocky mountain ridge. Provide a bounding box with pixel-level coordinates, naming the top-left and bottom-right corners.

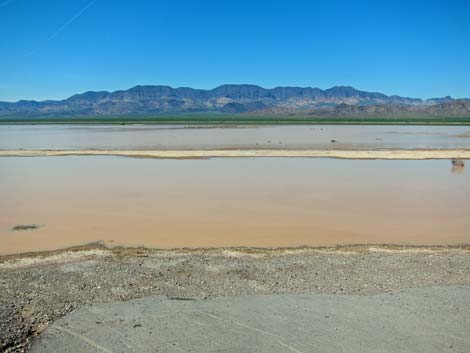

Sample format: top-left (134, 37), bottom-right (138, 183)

top-left (0, 84), bottom-right (466, 117)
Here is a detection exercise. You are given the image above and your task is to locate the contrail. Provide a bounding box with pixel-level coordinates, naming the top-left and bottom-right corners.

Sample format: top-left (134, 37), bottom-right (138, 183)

top-left (19, 0), bottom-right (98, 58)
top-left (46, 0), bottom-right (98, 42)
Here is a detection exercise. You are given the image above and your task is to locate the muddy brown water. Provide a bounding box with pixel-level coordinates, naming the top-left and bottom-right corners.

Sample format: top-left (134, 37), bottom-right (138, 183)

top-left (1, 156), bottom-right (469, 255)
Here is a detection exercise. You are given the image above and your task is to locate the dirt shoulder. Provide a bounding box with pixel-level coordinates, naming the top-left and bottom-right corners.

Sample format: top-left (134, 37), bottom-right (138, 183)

top-left (1, 244), bottom-right (470, 352)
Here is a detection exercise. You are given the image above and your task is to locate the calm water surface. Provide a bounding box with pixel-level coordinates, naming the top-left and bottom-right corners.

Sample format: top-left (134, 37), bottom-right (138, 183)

top-left (1, 156), bottom-right (468, 255)
top-left (1, 124), bottom-right (470, 150)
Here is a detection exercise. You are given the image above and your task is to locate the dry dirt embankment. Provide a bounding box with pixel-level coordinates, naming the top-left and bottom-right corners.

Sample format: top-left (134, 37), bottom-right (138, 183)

top-left (1, 244), bottom-right (470, 352)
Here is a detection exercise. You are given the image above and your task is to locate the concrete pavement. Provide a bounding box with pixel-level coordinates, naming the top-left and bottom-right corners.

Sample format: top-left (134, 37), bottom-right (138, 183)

top-left (31, 286), bottom-right (470, 353)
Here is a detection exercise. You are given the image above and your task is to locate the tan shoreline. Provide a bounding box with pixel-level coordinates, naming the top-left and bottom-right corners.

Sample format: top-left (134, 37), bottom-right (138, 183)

top-left (1, 243), bottom-right (470, 269)
top-left (1, 149), bottom-right (470, 159)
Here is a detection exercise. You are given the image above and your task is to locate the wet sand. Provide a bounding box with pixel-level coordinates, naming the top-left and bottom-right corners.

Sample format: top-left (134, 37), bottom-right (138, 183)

top-left (1, 148), bottom-right (470, 159)
top-left (1, 157), bottom-right (469, 255)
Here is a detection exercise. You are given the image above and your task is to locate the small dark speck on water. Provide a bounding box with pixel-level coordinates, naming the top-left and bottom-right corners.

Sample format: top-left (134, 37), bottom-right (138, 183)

top-left (11, 224), bottom-right (41, 231)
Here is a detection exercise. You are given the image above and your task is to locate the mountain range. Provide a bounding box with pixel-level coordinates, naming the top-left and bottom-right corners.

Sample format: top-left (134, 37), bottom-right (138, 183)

top-left (0, 85), bottom-right (469, 118)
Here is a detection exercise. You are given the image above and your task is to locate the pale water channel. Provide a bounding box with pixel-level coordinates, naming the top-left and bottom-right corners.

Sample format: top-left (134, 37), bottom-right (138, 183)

top-left (1, 124), bottom-right (470, 150)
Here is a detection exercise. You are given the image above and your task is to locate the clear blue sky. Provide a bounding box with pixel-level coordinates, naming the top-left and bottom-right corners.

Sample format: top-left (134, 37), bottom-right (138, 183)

top-left (1, 0), bottom-right (469, 101)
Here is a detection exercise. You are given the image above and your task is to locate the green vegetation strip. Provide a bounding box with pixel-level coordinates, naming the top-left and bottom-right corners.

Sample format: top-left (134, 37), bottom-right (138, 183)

top-left (1, 115), bottom-right (470, 125)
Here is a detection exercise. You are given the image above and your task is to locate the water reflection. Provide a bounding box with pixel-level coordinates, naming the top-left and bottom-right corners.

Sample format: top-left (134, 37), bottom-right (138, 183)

top-left (452, 166), bottom-right (465, 174)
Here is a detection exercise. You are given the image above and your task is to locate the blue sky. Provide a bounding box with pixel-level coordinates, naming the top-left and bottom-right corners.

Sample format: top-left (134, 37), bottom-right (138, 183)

top-left (0, 0), bottom-right (469, 101)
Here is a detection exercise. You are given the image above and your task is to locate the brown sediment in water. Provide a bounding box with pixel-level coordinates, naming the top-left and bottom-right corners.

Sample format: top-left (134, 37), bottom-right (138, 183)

top-left (1, 148), bottom-right (470, 159)
top-left (1, 157), bottom-right (469, 255)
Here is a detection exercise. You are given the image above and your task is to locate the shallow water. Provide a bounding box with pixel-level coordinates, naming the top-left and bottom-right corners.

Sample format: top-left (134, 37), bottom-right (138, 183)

top-left (1, 124), bottom-right (470, 150)
top-left (1, 157), bottom-right (468, 255)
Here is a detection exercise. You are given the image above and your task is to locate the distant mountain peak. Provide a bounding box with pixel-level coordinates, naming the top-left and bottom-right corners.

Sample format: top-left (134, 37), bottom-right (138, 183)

top-left (0, 84), bottom-right (462, 118)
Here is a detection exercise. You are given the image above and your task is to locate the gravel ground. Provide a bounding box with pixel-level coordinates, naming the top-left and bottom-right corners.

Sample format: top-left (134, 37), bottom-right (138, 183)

top-left (1, 244), bottom-right (470, 352)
